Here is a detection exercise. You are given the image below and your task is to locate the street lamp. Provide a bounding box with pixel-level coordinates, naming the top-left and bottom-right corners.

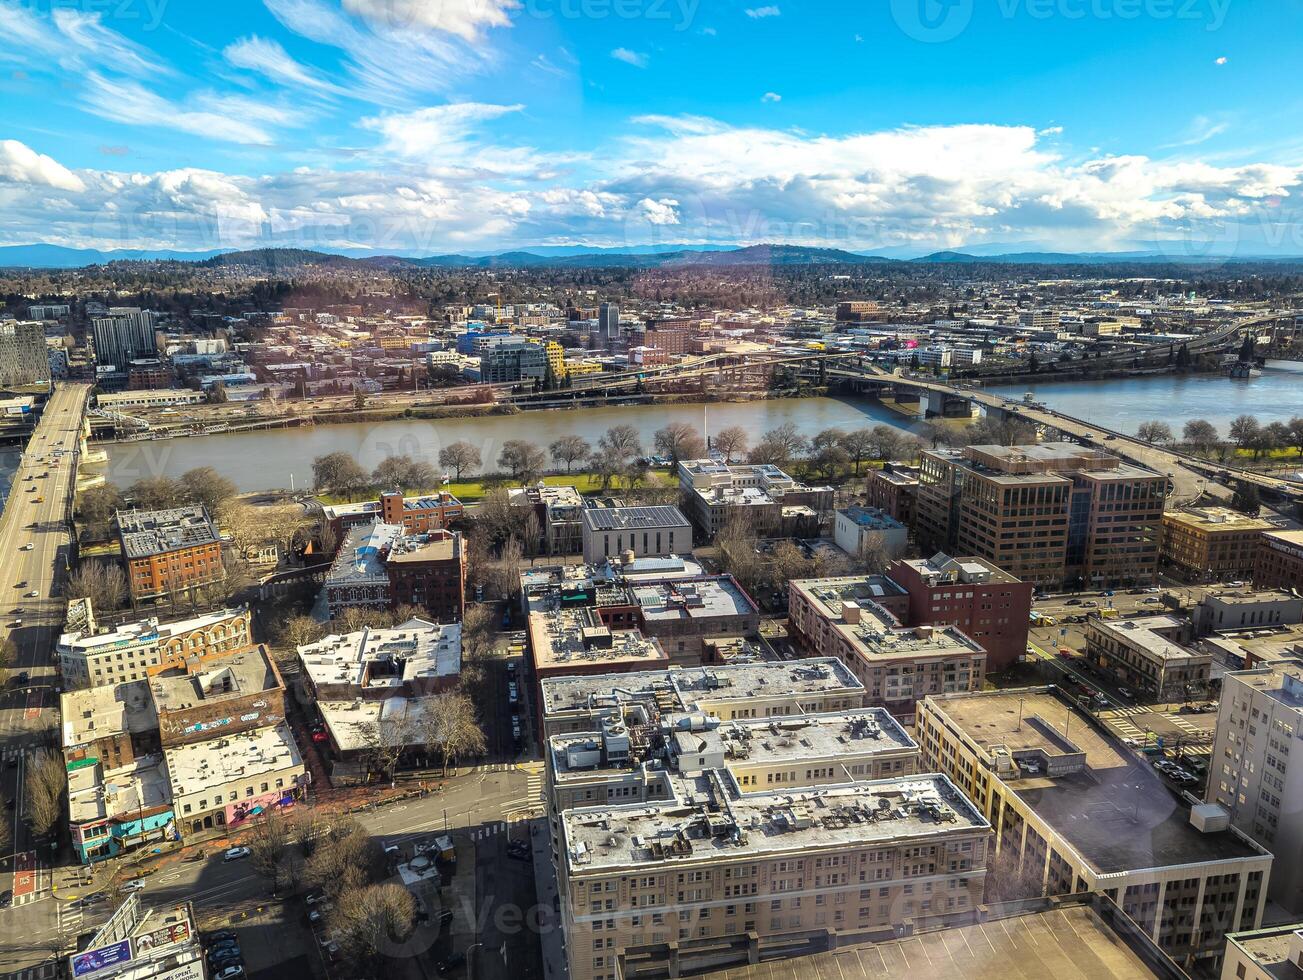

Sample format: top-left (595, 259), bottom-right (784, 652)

top-left (466, 941), bottom-right (484, 980)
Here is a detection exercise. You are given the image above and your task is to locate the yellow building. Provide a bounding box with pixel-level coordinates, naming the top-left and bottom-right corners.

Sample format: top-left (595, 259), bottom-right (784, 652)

top-left (545, 341), bottom-right (567, 379)
top-left (564, 358), bottom-right (604, 378)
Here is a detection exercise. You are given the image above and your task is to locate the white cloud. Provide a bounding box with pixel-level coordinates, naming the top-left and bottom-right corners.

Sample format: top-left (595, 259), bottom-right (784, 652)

top-left (0, 140), bottom-right (85, 192)
top-left (636, 197), bottom-right (680, 225)
top-left (341, 0), bottom-right (518, 43)
top-left (1214, 56), bottom-right (1228, 65)
top-left (761, 92), bottom-right (781, 103)
top-left (531, 53), bottom-right (570, 78)
top-left (360, 102), bottom-right (524, 162)
top-left (224, 36), bottom-right (345, 96)
top-left (80, 74), bottom-right (284, 145)
top-left (610, 48), bottom-right (649, 68)
top-left (745, 6), bottom-right (781, 17)
top-left (0, 4), bottom-right (168, 77)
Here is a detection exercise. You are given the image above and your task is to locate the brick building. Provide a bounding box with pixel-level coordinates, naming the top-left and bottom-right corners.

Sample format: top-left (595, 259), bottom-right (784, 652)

top-left (864, 464), bottom-right (919, 526)
top-left (148, 644), bottom-right (287, 747)
top-left (322, 490), bottom-right (464, 541)
top-left (1255, 529), bottom-right (1303, 591)
top-left (117, 506), bottom-right (224, 603)
top-left (1161, 507), bottom-right (1273, 582)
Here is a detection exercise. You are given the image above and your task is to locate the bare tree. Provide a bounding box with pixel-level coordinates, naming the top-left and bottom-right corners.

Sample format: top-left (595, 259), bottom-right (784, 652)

top-left (372, 455), bottom-right (438, 491)
top-left (24, 749), bottom-right (66, 836)
top-left (329, 883), bottom-right (415, 967)
top-left (180, 466), bottom-right (237, 515)
top-left (66, 562), bottom-right (127, 611)
top-left (476, 488), bottom-right (529, 546)
top-left (438, 441), bottom-right (482, 480)
top-left (303, 818), bottom-right (374, 897)
top-left (598, 424), bottom-right (642, 467)
top-left (548, 434), bottom-right (590, 473)
top-left (840, 428), bottom-right (875, 475)
top-left (313, 452), bottom-right (370, 497)
top-left (1136, 421), bottom-right (1173, 445)
top-left (77, 483), bottom-right (123, 527)
top-left (711, 425), bottom-right (748, 463)
top-left (498, 440), bottom-right (546, 485)
top-left (1183, 419), bottom-right (1219, 456)
top-left (424, 691), bottom-right (487, 775)
top-left (748, 422), bottom-right (807, 468)
top-left (488, 536), bottom-right (525, 600)
top-left (248, 809), bottom-right (292, 890)
top-left (127, 475), bottom-right (185, 511)
top-left (654, 422), bottom-right (706, 469)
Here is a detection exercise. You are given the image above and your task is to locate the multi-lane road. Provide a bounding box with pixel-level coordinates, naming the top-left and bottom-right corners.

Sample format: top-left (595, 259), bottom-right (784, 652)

top-left (0, 385), bottom-right (89, 910)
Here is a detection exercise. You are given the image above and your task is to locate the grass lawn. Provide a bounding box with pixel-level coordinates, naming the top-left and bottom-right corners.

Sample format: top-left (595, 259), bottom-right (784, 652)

top-left (317, 469), bottom-right (676, 505)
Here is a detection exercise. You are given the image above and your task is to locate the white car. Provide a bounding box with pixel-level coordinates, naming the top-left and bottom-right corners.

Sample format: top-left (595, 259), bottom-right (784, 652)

top-left (223, 846), bottom-right (251, 862)
top-left (24, 591), bottom-right (38, 598)
top-left (20, 544), bottom-right (33, 552)
top-left (122, 880), bottom-right (146, 892)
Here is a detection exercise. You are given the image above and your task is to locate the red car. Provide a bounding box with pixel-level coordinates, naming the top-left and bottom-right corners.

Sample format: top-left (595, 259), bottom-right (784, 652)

top-left (311, 730), bottom-right (328, 744)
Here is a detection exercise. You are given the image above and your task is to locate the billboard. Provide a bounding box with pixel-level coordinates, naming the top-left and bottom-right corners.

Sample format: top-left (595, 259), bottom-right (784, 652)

top-left (70, 940), bottom-right (132, 978)
top-left (135, 920), bottom-right (190, 954)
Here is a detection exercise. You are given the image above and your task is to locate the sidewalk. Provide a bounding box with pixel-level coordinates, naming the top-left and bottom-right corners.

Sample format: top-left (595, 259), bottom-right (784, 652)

top-left (529, 817), bottom-right (568, 980)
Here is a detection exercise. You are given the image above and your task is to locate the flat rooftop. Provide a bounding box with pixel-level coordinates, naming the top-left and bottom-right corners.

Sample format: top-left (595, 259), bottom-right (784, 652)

top-left (298, 618), bottom-right (462, 690)
top-left (61, 680), bottom-right (157, 747)
top-left (1225, 662), bottom-right (1303, 710)
top-left (149, 645), bottom-right (278, 713)
top-left (870, 466), bottom-right (919, 487)
top-left (318, 696), bottom-right (438, 752)
top-left (582, 505), bottom-right (690, 531)
top-left (1163, 506), bottom-right (1274, 532)
top-left (540, 658), bottom-right (863, 717)
top-left (321, 491), bottom-right (460, 520)
top-left (838, 506), bottom-right (904, 530)
top-left (562, 773), bottom-right (985, 872)
top-left (928, 689), bottom-right (1265, 874)
top-left (58, 606), bottom-right (245, 654)
top-left (1225, 925), bottom-right (1303, 980)
top-left (529, 606), bottom-right (669, 673)
top-left (163, 721), bottom-right (302, 798)
top-left (1091, 615), bottom-right (1206, 667)
top-left (117, 506), bottom-right (220, 558)
top-left (632, 577), bottom-right (757, 623)
top-left (895, 552), bottom-right (1019, 587)
top-left (68, 754), bottom-right (171, 824)
top-left (325, 520), bottom-right (403, 586)
top-left (386, 530), bottom-right (459, 565)
top-left (696, 899), bottom-right (1186, 980)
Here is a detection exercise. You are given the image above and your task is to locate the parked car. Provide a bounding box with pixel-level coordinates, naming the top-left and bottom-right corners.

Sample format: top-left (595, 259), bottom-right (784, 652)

top-left (507, 840), bottom-right (531, 861)
top-left (208, 948), bottom-right (242, 967)
top-left (205, 930), bottom-right (238, 945)
top-left (0, 890), bottom-right (12, 908)
top-left (223, 846), bottom-right (251, 862)
top-left (213, 966), bottom-right (246, 980)
top-left (208, 939), bottom-right (241, 955)
top-left (304, 891), bottom-right (328, 906)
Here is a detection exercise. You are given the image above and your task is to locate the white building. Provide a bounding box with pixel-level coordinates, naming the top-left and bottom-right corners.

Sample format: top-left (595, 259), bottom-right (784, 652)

top-left (581, 505), bottom-right (691, 564)
top-left (833, 506), bottom-right (909, 560)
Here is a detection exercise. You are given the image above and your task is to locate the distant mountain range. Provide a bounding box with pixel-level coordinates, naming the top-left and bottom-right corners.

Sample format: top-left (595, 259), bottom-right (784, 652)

top-left (3, 241), bottom-right (1303, 270)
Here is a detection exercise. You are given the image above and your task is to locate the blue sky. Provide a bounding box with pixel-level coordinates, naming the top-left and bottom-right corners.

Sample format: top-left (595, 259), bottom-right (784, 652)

top-left (1, 0), bottom-right (1301, 255)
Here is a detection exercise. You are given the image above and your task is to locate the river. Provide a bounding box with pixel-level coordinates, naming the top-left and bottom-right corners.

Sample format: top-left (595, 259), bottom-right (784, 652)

top-left (97, 364), bottom-right (1303, 493)
top-left (101, 396), bottom-right (921, 493)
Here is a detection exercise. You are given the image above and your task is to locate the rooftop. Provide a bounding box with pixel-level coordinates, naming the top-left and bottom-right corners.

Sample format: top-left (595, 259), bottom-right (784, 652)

top-left (298, 618), bottom-right (462, 691)
top-left (562, 773), bottom-right (985, 872)
top-left (117, 506), bottom-right (220, 559)
top-left (321, 491), bottom-right (461, 521)
top-left (1223, 661), bottom-right (1303, 711)
top-left (582, 505), bottom-right (690, 532)
top-left (926, 689), bottom-right (1266, 874)
top-left (694, 897), bottom-right (1187, 980)
top-left (326, 519), bottom-right (404, 586)
top-left (61, 680), bottom-right (158, 747)
top-left (1090, 615), bottom-right (1206, 667)
top-left (870, 465), bottom-right (919, 487)
top-left (1163, 506), bottom-right (1274, 532)
top-left (58, 605), bottom-right (246, 655)
top-left (895, 552), bottom-right (1019, 587)
top-left (838, 506), bottom-right (904, 531)
top-left (318, 696), bottom-right (439, 752)
top-left (163, 721), bottom-right (302, 798)
top-left (966, 441), bottom-right (1120, 474)
top-left (540, 658), bottom-right (863, 718)
top-left (529, 605), bottom-right (669, 673)
top-left (67, 753), bottom-right (171, 824)
top-left (149, 645), bottom-right (279, 713)
top-left (1225, 925), bottom-right (1303, 980)
top-left (386, 529), bottom-right (460, 565)
top-left (631, 577), bottom-right (758, 623)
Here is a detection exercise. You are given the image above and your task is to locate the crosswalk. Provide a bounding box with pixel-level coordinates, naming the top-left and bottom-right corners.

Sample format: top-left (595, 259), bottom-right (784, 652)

top-left (55, 899), bottom-right (83, 937)
top-left (522, 761), bottom-right (545, 802)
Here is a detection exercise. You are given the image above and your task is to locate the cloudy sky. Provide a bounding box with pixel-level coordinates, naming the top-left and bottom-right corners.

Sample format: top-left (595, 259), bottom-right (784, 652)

top-left (1, 0), bottom-right (1301, 256)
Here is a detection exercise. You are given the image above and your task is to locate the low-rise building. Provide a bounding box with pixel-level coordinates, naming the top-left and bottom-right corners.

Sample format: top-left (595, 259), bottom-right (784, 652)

top-left (322, 521), bottom-right (465, 621)
top-left (321, 489), bottom-right (464, 540)
top-left (1256, 529), bottom-right (1303, 592)
top-left (916, 687), bottom-right (1272, 966)
top-left (1162, 507), bottom-right (1274, 582)
top-left (510, 484), bottom-right (586, 555)
top-left (679, 460), bottom-right (833, 537)
top-left (148, 644), bottom-right (287, 747)
top-left (117, 506), bottom-right (224, 603)
top-left (164, 721), bottom-right (306, 837)
top-left (1193, 589), bottom-right (1303, 637)
top-left (887, 553), bottom-right (1034, 672)
top-left (57, 600), bottom-right (251, 689)
top-left (788, 576), bottom-right (987, 722)
top-left (832, 506), bottom-right (908, 561)
top-left (539, 658), bottom-right (865, 739)
top-left (529, 605), bottom-right (670, 683)
top-left (298, 617), bottom-right (462, 701)
top-left (1084, 614), bottom-right (1211, 701)
top-left (581, 505), bottom-right (691, 564)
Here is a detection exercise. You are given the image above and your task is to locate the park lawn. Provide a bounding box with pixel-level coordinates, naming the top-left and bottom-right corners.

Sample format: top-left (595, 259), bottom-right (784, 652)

top-left (319, 469), bottom-right (675, 505)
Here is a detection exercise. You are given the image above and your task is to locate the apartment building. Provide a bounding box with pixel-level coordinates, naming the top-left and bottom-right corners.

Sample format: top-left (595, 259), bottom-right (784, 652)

top-left (1256, 529), bottom-right (1303, 591)
top-left (322, 522), bottom-right (466, 621)
top-left (0, 320), bottom-right (51, 386)
top-left (148, 644), bottom-right (288, 748)
top-left (116, 506), bottom-right (225, 603)
top-left (1084, 614), bottom-right (1211, 701)
top-left (679, 460), bottom-right (833, 537)
top-left (321, 489), bottom-right (464, 539)
top-left (57, 600), bottom-right (251, 689)
top-left (298, 618), bottom-right (462, 701)
top-left (788, 577), bottom-right (987, 723)
top-left (556, 766), bottom-right (989, 980)
top-left (887, 554), bottom-right (1034, 672)
top-left (916, 443), bottom-right (1164, 589)
top-left (479, 337), bottom-right (547, 383)
top-left (864, 464), bottom-right (919, 527)
top-left (538, 658), bottom-right (866, 739)
top-left (92, 307), bottom-right (158, 368)
top-left (510, 484), bottom-right (586, 555)
top-left (581, 506), bottom-right (691, 564)
top-left (1162, 508), bottom-right (1274, 582)
top-left (916, 688), bottom-right (1272, 966)
top-left (1208, 663), bottom-right (1303, 913)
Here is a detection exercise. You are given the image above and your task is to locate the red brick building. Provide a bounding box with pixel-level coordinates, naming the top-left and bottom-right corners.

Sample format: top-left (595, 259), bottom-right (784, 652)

top-left (386, 529), bottom-right (467, 623)
top-left (887, 554), bottom-right (1034, 672)
top-left (117, 506), bottom-right (225, 604)
top-left (1256, 529), bottom-right (1303, 591)
top-left (865, 464), bottom-right (919, 527)
top-left (322, 490), bottom-right (464, 543)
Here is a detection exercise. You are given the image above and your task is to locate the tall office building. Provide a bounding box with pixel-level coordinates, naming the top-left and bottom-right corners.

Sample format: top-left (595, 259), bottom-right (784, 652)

top-left (0, 320), bottom-right (51, 386)
top-left (915, 443), bottom-right (1165, 588)
top-left (598, 302), bottom-right (620, 343)
top-left (91, 307), bottom-right (158, 368)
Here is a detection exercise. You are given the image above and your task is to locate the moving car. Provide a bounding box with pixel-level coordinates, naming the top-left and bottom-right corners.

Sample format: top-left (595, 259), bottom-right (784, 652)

top-left (20, 543), bottom-right (32, 551)
top-left (223, 846), bottom-right (251, 862)
top-left (122, 879), bottom-right (146, 892)
top-left (25, 591), bottom-right (38, 598)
